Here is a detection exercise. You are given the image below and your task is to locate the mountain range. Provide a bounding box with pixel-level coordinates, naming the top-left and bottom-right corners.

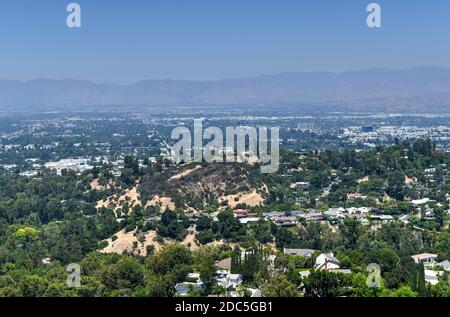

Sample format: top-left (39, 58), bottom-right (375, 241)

top-left (2, 66), bottom-right (450, 112)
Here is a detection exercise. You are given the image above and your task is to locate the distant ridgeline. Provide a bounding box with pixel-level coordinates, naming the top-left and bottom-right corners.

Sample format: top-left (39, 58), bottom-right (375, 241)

top-left (3, 67), bottom-right (450, 112)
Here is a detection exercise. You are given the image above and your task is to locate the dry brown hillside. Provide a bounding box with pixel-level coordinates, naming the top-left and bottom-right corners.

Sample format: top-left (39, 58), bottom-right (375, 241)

top-left (139, 163), bottom-right (267, 210)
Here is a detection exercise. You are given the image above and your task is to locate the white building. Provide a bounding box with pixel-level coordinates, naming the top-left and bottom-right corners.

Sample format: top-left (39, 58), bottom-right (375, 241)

top-left (45, 158), bottom-right (93, 175)
top-left (239, 217), bottom-right (261, 225)
top-left (411, 253), bottom-right (438, 265)
top-left (216, 271), bottom-right (243, 290)
top-left (411, 198), bottom-right (430, 206)
top-left (315, 253), bottom-right (341, 270)
top-left (424, 269), bottom-right (441, 285)
top-left (437, 260), bottom-right (450, 272)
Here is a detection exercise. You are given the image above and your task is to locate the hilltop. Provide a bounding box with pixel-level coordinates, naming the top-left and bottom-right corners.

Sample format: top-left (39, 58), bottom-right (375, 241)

top-left (95, 162), bottom-right (267, 215)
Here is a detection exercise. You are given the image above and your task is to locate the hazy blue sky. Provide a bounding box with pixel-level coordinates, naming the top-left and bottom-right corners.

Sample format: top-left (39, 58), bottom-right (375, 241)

top-left (0, 0), bottom-right (449, 83)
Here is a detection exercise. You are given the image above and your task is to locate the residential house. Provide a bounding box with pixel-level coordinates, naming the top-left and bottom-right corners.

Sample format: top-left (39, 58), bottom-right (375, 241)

top-left (357, 215), bottom-right (370, 226)
top-left (216, 271), bottom-right (243, 290)
top-left (346, 207), bottom-right (359, 215)
top-left (300, 212), bottom-right (324, 222)
top-left (184, 213), bottom-right (198, 224)
top-left (174, 272), bottom-right (204, 296)
top-left (371, 215), bottom-right (394, 222)
top-left (294, 182), bottom-right (310, 189)
top-left (411, 198), bottom-right (430, 206)
top-left (233, 209), bottom-right (257, 218)
top-left (215, 258), bottom-right (232, 271)
top-left (239, 217), bottom-right (261, 224)
top-left (315, 253), bottom-right (341, 270)
top-left (187, 272), bottom-right (201, 280)
top-left (247, 288), bottom-right (262, 297)
top-left (424, 269), bottom-right (441, 285)
top-left (286, 210), bottom-right (305, 217)
top-left (399, 214), bottom-right (411, 225)
top-left (284, 248), bottom-right (315, 258)
top-left (324, 209), bottom-right (344, 221)
top-left (423, 207), bottom-right (435, 220)
top-left (437, 260), bottom-right (450, 272)
top-left (411, 253), bottom-right (438, 265)
top-left (357, 207), bottom-right (372, 214)
top-left (262, 211), bottom-right (285, 219)
top-left (271, 216), bottom-right (298, 227)
top-left (175, 280), bottom-right (204, 296)
top-left (347, 193), bottom-right (368, 201)
top-left (345, 207), bottom-right (371, 215)
top-left (299, 270), bottom-right (311, 279)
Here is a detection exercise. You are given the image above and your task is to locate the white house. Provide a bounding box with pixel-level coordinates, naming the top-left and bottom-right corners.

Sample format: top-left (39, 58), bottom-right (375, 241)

top-left (315, 253), bottom-right (341, 270)
top-left (437, 260), bottom-right (450, 272)
top-left (216, 271), bottom-right (243, 290)
top-left (174, 272), bottom-right (205, 296)
top-left (424, 269), bottom-right (441, 285)
top-left (357, 215), bottom-right (370, 226)
top-left (399, 214), bottom-right (411, 225)
top-left (357, 207), bottom-right (372, 214)
top-left (175, 281), bottom-right (204, 296)
top-left (411, 198), bottom-right (430, 206)
top-left (187, 272), bottom-right (201, 280)
top-left (284, 248), bottom-right (315, 257)
top-left (239, 217), bottom-right (261, 225)
top-left (271, 216), bottom-right (298, 227)
top-left (411, 253), bottom-right (438, 265)
top-left (323, 209), bottom-right (344, 221)
top-left (371, 215), bottom-right (394, 222)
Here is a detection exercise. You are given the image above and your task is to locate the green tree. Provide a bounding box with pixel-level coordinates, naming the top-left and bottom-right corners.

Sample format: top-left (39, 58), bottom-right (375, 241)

top-left (302, 270), bottom-right (351, 297)
top-left (262, 276), bottom-right (301, 297)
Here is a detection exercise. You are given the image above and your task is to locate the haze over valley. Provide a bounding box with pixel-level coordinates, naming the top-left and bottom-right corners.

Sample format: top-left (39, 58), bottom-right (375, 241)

top-left (3, 66), bottom-right (450, 113)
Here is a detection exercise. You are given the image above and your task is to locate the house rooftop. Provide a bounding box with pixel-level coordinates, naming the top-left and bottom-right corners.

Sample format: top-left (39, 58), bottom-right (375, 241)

top-left (411, 198), bottom-right (430, 205)
top-left (284, 248), bottom-right (315, 257)
top-left (437, 260), bottom-right (450, 272)
top-left (411, 253), bottom-right (438, 260)
top-left (215, 257), bottom-right (232, 271)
